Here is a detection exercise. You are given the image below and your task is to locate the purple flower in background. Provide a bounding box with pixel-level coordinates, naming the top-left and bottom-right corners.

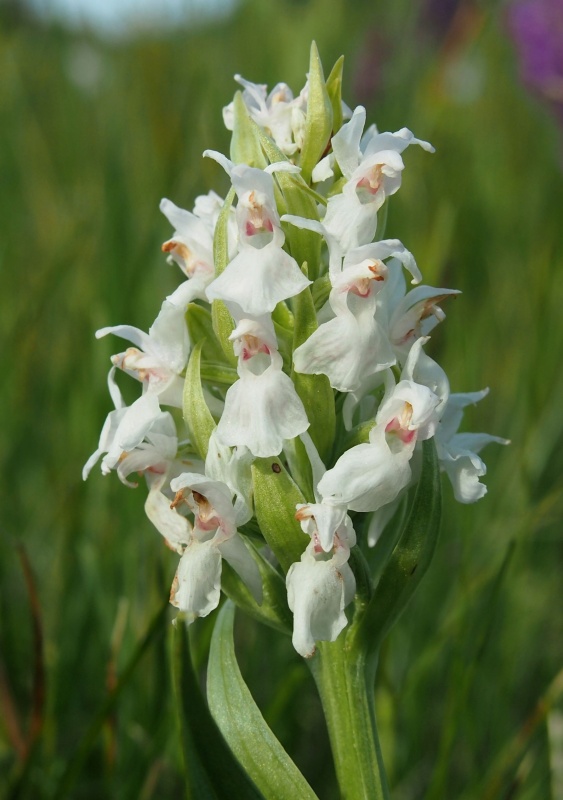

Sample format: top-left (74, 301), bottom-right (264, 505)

top-left (508, 0), bottom-right (563, 110)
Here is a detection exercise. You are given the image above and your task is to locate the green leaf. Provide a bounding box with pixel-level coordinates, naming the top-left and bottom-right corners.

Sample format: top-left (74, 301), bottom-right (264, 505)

top-left (326, 55), bottom-right (345, 134)
top-left (183, 341), bottom-right (216, 459)
top-left (221, 545), bottom-right (293, 635)
top-left (299, 42), bottom-right (333, 184)
top-left (230, 91), bottom-right (268, 169)
top-left (252, 457), bottom-right (307, 573)
top-left (292, 284), bottom-right (335, 461)
top-left (207, 603), bottom-right (318, 800)
top-left (353, 439), bottom-right (442, 657)
top-left (172, 621), bottom-right (264, 800)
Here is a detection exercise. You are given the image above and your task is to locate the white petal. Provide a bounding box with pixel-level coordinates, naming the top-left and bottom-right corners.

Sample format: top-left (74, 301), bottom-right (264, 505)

top-left (331, 106), bottom-right (366, 179)
top-left (145, 487), bottom-right (191, 552)
top-left (206, 243), bottom-right (310, 316)
top-left (170, 540), bottom-right (222, 621)
top-left (170, 473), bottom-right (236, 534)
top-left (115, 394), bottom-right (162, 452)
top-left (82, 408), bottom-right (127, 480)
top-left (96, 323), bottom-right (153, 353)
top-left (147, 299), bottom-right (190, 373)
top-left (218, 535), bottom-right (263, 604)
top-left (294, 306), bottom-right (394, 392)
top-left (318, 433), bottom-right (412, 513)
top-left (286, 553), bottom-right (355, 658)
top-left (216, 361), bottom-right (309, 457)
top-left (312, 153), bottom-right (335, 183)
top-left (366, 496), bottom-right (403, 547)
top-left (322, 192), bottom-right (379, 252)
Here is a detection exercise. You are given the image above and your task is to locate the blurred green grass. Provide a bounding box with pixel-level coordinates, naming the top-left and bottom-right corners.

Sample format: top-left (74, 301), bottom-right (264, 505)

top-left (1, 0), bottom-right (562, 798)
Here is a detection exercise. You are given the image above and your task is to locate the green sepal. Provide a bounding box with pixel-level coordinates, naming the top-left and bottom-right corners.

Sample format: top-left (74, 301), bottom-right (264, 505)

top-left (353, 439), bottom-right (442, 658)
top-left (272, 301), bottom-right (295, 371)
top-left (292, 282), bottom-right (336, 461)
top-left (299, 41), bottom-right (333, 185)
top-left (283, 435), bottom-right (315, 502)
top-left (230, 91), bottom-right (268, 169)
top-left (210, 186), bottom-right (238, 365)
top-left (327, 176), bottom-right (347, 197)
top-left (221, 544), bottom-right (293, 635)
top-left (343, 419), bottom-right (376, 451)
top-left (213, 186), bottom-right (235, 277)
top-left (272, 299), bottom-right (294, 333)
top-left (200, 361), bottom-right (238, 386)
top-left (311, 274), bottom-right (331, 311)
top-left (252, 457), bottom-right (307, 573)
top-left (207, 603), bottom-right (319, 800)
top-left (326, 55), bottom-right (345, 134)
top-left (211, 299), bottom-right (237, 366)
top-left (254, 124), bottom-right (322, 280)
top-left (172, 621), bottom-right (264, 800)
top-left (186, 302), bottom-right (230, 365)
top-left (183, 341), bottom-right (216, 459)
top-left (375, 200), bottom-right (389, 241)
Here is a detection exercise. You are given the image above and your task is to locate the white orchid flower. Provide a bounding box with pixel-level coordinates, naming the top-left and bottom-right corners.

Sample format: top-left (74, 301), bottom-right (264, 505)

top-left (83, 391), bottom-right (162, 481)
top-left (318, 341), bottom-right (441, 512)
top-left (167, 473), bottom-right (262, 622)
top-left (203, 153), bottom-right (310, 315)
top-left (159, 198), bottom-right (218, 303)
top-left (320, 106), bottom-right (434, 251)
top-left (223, 75), bottom-right (307, 156)
top-left (292, 240), bottom-right (420, 391)
top-left (435, 389), bottom-right (509, 502)
top-left (286, 515), bottom-right (356, 659)
top-left (216, 315), bottom-right (309, 457)
top-left (96, 290), bottom-right (190, 411)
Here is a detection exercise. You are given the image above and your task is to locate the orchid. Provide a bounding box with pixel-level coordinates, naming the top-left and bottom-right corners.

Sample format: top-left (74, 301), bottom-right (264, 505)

top-left (318, 105), bottom-right (435, 251)
top-left (435, 389), bottom-right (510, 502)
top-left (203, 152), bottom-right (311, 314)
top-left (96, 286), bottom-right (191, 416)
top-left (167, 473), bottom-right (262, 621)
top-left (216, 314), bottom-right (310, 456)
top-left (84, 44), bottom-right (508, 800)
top-left (223, 74), bottom-right (307, 156)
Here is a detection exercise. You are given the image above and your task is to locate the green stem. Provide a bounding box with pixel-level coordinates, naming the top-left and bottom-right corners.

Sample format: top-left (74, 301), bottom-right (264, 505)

top-left (309, 639), bottom-right (389, 800)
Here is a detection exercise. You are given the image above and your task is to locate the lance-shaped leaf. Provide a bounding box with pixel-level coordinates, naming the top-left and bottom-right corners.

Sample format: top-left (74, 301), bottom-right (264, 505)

top-left (291, 281), bottom-right (335, 461)
top-left (326, 55), bottom-right (345, 135)
top-left (255, 124), bottom-right (322, 281)
top-left (207, 603), bottom-right (319, 800)
top-left (299, 42), bottom-right (333, 184)
top-left (252, 457), bottom-right (307, 573)
top-left (221, 545), bottom-right (293, 635)
top-left (172, 621), bottom-right (264, 800)
top-left (211, 186), bottom-right (237, 365)
top-left (230, 91), bottom-right (268, 169)
top-left (183, 340), bottom-right (216, 459)
top-left (353, 439), bottom-right (442, 658)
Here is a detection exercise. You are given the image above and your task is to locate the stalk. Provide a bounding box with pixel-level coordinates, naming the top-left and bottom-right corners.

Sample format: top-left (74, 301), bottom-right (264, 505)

top-left (309, 639), bottom-right (389, 800)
